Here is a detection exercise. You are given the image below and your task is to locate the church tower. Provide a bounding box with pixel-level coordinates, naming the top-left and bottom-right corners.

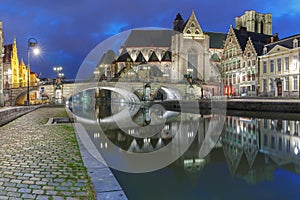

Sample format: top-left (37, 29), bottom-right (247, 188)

top-left (11, 37), bottom-right (20, 87)
top-left (235, 10), bottom-right (272, 35)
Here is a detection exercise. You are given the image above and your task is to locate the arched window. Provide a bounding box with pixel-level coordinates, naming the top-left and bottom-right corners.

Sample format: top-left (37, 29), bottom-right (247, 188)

top-left (164, 65), bottom-right (171, 78)
top-left (188, 48), bottom-right (198, 78)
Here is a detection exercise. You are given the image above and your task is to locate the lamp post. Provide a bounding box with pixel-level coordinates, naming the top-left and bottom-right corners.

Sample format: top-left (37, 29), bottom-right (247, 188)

top-left (27, 38), bottom-right (39, 106)
top-left (53, 66), bottom-right (64, 104)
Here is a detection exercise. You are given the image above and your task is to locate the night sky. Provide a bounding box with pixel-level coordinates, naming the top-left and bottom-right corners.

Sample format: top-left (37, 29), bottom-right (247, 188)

top-left (1, 0), bottom-right (300, 79)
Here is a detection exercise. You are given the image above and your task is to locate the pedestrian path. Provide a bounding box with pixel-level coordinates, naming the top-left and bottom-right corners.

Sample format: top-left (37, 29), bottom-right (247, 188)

top-left (0, 107), bottom-right (95, 199)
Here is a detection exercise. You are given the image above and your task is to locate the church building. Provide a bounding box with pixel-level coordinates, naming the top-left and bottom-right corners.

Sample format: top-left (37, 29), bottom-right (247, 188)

top-left (95, 11), bottom-right (227, 93)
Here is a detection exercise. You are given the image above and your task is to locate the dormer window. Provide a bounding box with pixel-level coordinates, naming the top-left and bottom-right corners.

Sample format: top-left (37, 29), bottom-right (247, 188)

top-left (263, 47), bottom-right (267, 55)
top-left (293, 39), bottom-right (298, 48)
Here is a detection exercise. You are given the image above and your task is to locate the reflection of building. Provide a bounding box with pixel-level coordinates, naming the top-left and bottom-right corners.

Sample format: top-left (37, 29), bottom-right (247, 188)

top-left (221, 115), bottom-right (300, 183)
top-left (222, 116), bottom-right (260, 174)
top-left (260, 118), bottom-right (300, 173)
top-left (259, 34), bottom-right (300, 97)
top-left (221, 11), bottom-right (274, 96)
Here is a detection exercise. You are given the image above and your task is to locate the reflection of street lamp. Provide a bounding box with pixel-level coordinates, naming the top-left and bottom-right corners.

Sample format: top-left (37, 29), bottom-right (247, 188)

top-left (27, 38), bottom-right (40, 106)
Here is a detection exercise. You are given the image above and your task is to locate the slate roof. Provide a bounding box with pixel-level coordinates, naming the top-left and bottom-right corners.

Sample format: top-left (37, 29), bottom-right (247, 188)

top-left (264, 34), bottom-right (300, 51)
top-left (233, 28), bottom-right (272, 55)
top-left (123, 30), bottom-right (175, 47)
top-left (205, 32), bottom-right (227, 49)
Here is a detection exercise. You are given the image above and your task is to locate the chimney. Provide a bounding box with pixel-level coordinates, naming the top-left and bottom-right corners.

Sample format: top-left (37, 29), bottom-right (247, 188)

top-left (240, 27), bottom-right (247, 36)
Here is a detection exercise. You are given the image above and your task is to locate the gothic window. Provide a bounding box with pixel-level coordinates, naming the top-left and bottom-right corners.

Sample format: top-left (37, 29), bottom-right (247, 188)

top-left (195, 30), bottom-right (199, 34)
top-left (187, 48), bottom-right (198, 78)
top-left (191, 23), bottom-right (195, 27)
top-left (187, 29), bottom-right (191, 34)
top-left (164, 65), bottom-right (171, 77)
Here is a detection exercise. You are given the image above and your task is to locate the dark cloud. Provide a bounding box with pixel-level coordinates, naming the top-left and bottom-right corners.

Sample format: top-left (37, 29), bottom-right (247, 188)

top-left (0, 0), bottom-right (299, 79)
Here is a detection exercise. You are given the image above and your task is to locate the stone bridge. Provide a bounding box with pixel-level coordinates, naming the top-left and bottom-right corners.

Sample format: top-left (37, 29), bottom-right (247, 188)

top-left (8, 81), bottom-right (199, 105)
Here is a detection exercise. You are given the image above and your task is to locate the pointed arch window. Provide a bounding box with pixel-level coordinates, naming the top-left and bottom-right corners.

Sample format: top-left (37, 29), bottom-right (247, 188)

top-left (191, 23), bottom-right (195, 27)
top-left (195, 30), bottom-right (199, 34)
top-left (186, 29), bottom-right (191, 34)
top-left (187, 48), bottom-right (198, 78)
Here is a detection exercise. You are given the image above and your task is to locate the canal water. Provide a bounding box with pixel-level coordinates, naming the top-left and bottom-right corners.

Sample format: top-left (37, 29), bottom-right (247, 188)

top-left (71, 93), bottom-right (300, 200)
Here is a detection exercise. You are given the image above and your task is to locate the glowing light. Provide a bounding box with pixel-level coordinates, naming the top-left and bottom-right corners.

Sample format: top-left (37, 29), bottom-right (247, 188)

top-left (294, 146), bottom-right (299, 155)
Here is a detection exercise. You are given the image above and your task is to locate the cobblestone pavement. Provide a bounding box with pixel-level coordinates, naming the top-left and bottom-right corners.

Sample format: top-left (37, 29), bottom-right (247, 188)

top-left (0, 107), bottom-right (95, 200)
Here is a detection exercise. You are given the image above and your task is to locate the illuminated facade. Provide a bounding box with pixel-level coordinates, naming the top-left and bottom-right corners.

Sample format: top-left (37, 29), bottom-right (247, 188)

top-left (95, 11), bottom-right (227, 92)
top-left (259, 34), bottom-right (300, 97)
top-left (221, 26), bottom-right (272, 96)
top-left (235, 10), bottom-right (272, 35)
top-left (3, 38), bottom-right (20, 88)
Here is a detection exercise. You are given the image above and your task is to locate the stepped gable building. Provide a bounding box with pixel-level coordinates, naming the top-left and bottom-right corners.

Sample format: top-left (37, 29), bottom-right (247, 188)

top-left (97, 11), bottom-right (227, 93)
top-left (221, 11), bottom-right (274, 96)
top-left (259, 34), bottom-right (300, 97)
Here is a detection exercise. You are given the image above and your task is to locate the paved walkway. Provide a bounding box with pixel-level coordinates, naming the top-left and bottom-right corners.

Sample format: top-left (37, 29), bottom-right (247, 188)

top-left (0, 107), bottom-right (95, 199)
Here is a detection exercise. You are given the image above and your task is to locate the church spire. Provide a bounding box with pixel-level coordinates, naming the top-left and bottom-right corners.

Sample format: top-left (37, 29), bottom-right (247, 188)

top-left (173, 12), bottom-right (184, 32)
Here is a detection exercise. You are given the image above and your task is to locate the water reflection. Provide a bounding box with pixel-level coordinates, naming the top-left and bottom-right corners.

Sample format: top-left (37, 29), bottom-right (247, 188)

top-left (174, 115), bottom-right (300, 184)
top-left (70, 90), bottom-right (300, 198)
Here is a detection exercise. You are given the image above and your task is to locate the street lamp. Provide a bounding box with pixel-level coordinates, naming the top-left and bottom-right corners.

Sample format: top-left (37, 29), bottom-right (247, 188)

top-left (53, 66), bottom-right (64, 104)
top-left (53, 66), bottom-right (62, 76)
top-left (27, 38), bottom-right (40, 106)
